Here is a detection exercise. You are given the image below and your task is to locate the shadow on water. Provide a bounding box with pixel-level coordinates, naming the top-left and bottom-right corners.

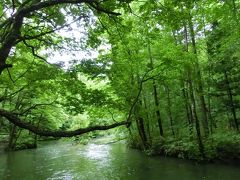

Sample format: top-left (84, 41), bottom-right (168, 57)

top-left (0, 140), bottom-right (240, 180)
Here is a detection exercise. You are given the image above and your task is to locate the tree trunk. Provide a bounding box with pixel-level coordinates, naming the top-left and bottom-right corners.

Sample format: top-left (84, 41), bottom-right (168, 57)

top-left (182, 23), bottom-right (194, 136)
top-left (147, 42), bottom-right (164, 137)
top-left (0, 1), bottom-right (121, 74)
top-left (181, 79), bottom-right (193, 136)
top-left (142, 91), bottom-right (152, 145)
top-left (136, 116), bottom-right (149, 149)
top-left (183, 20), bottom-right (204, 156)
top-left (188, 17), bottom-right (209, 137)
top-left (164, 84), bottom-right (175, 137)
top-left (8, 125), bottom-right (17, 150)
top-left (188, 72), bottom-right (205, 157)
top-left (224, 71), bottom-right (239, 131)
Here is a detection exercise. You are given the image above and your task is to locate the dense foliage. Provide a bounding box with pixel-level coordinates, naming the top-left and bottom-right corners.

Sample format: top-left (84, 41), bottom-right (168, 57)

top-left (0, 0), bottom-right (239, 160)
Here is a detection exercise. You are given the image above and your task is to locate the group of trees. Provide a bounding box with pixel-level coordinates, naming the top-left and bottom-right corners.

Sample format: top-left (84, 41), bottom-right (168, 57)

top-left (0, 0), bottom-right (239, 159)
top-left (85, 0), bottom-right (240, 159)
top-left (0, 0), bottom-right (129, 150)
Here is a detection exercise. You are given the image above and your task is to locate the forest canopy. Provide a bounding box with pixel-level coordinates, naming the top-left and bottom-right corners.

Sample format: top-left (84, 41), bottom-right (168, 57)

top-left (0, 0), bottom-right (130, 137)
top-left (0, 0), bottom-right (240, 159)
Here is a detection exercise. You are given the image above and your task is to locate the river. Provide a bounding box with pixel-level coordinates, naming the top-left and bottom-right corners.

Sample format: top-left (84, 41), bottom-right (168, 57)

top-left (0, 140), bottom-right (240, 180)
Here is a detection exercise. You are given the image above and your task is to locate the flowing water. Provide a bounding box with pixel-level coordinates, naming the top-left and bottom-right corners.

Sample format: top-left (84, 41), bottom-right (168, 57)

top-left (0, 140), bottom-right (240, 180)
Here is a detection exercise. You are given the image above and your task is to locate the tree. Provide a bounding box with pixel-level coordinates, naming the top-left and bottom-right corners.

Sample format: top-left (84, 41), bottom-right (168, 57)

top-left (0, 0), bottom-right (126, 74)
top-left (0, 0), bottom-right (134, 142)
top-left (1, 0), bottom-right (240, 160)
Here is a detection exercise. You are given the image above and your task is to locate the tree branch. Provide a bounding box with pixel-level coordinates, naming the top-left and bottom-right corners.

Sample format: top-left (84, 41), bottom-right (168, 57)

top-left (125, 64), bottom-right (165, 127)
top-left (19, 15), bottom-right (87, 42)
top-left (20, 0), bottom-right (120, 16)
top-left (0, 108), bottom-right (128, 137)
top-left (16, 102), bottom-right (56, 115)
top-left (0, 85), bottom-right (28, 103)
top-left (0, 0), bottom-right (121, 74)
top-left (22, 39), bottom-right (49, 63)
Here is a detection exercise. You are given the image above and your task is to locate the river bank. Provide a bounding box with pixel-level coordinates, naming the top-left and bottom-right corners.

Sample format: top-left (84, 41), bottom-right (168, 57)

top-left (128, 132), bottom-right (240, 163)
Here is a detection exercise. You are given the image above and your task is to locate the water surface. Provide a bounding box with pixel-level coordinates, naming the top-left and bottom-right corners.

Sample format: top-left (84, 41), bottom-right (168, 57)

top-left (0, 140), bottom-right (239, 180)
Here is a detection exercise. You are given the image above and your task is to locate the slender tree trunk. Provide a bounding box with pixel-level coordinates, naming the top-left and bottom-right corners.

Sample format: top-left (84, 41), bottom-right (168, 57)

top-left (153, 83), bottom-right (164, 137)
top-left (208, 95), bottom-right (216, 133)
top-left (138, 116), bottom-right (149, 148)
top-left (8, 93), bottom-right (22, 150)
top-left (181, 79), bottom-right (193, 136)
top-left (142, 91), bottom-right (152, 145)
top-left (0, 90), bottom-right (7, 131)
top-left (226, 111), bottom-right (233, 129)
top-left (206, 59), bottom-right (216, 134)
top-left (200, 9), bottom-right (217, 134)
top-left (34, 133), bottom-right (38, 147)
top-left (134, 104), bottom-right (149, 149)
top-left (13, 129), bottom-right (22, 148)
top-left (183, 20), bottom-right (204, 155)
top-left (206, 59), bottom-right (216, 133)
top-left (224, 71), bottom-right (239, 131)
top-left (8, 125), bottom-right (17, 149)
top-left (147, 42), bottom-right (164, 137)
top-left (133, 73), bottom-right (150, 149)
top-left (164, 84), bottom-right (175, 137)
top-left (188, 17), bottom-right (209, 137)
top-left (182, 23), bottom-right (194, 136)
top-left (188, 72), bottom-right (205, 157)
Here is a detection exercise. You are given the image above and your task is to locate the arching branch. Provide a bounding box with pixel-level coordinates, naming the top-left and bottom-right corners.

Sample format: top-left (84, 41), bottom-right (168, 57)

top-left (0, 108), bottom-right (128, 137)
top-left (0, 66), bottom-right (159, 137)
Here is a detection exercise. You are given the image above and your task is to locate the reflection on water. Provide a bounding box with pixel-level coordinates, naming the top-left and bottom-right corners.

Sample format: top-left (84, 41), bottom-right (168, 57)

top-left (0, 140), bottom-right (240, 180)
top-left (80, 144), bottom-right (110, 160)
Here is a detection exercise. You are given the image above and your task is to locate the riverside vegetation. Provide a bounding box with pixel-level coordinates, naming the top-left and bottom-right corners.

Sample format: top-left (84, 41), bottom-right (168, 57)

top-left (0, 0), bottom-right (240, 162)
